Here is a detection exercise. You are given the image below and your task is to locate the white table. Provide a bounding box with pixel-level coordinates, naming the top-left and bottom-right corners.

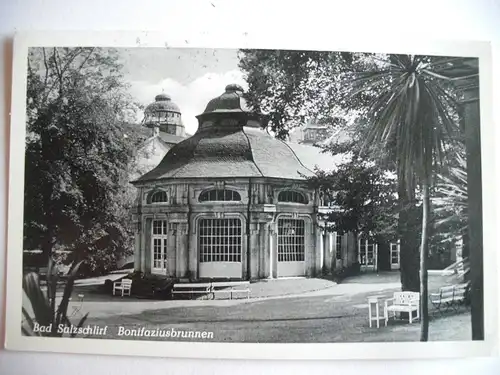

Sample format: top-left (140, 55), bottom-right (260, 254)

top-left (368, 296), bottom-right (382, 328)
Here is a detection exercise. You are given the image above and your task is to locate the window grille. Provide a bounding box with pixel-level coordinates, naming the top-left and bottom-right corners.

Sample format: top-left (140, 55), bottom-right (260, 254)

top-left (278, 219), bottom-right (305, 262)
top-left (278, 191), bottom-right (307, 204)
top-left (152, 220), bottom-right (168, 271)
top-left (199, 189), bottom-right (241, 202)
top-left (198, 218), bottom-right (242, 262)
top-left (335, 232), bottom-right (342, 260)
top-left (151, 190), bottom-right (168, 203)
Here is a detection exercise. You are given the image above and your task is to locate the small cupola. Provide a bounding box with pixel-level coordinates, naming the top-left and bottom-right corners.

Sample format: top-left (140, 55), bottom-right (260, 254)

top-left (195, 84), bottom-right (268, 131)
top-left (142, 93), bottom-right (185, 136)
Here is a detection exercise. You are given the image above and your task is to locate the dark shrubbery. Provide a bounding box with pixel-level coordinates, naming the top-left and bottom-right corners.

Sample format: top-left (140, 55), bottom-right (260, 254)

top-left (22, 259), bottom-right (89, 337)
top-left (106, 272), bottom-right (176, 300)
top-left (333, 262), bottom-right (361, 283)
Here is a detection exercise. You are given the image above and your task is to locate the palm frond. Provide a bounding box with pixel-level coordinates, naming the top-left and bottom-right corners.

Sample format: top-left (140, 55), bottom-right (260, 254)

top-left (353, 54), bottom-right (461, 192)
top-left (433, 152), bottom-right (468, 233)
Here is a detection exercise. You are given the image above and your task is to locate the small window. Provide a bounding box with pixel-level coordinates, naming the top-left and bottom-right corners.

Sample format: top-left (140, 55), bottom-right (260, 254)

top-left (150, 190), bottom-right (168, 203)
top-left (278, 190), bottom-right (307, 204)
top-left (199, 189), bottom-right (241, 202)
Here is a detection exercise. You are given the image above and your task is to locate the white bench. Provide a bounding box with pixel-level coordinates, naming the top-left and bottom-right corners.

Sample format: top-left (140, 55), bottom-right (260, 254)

top-left (113, 279), bottom-right (132, 297)
top-left (210, 281), bottom-right (250, 300)
top-left (172, 283), bottom-right (212, 299)
top-left (430, 282), bottom-right (470, 313)
top-left (384, 291), bottom-right (420, 325)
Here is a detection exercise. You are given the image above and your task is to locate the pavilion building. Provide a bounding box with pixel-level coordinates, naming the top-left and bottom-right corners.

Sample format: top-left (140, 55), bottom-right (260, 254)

top-left (130, 84), bottom-right (381, 281)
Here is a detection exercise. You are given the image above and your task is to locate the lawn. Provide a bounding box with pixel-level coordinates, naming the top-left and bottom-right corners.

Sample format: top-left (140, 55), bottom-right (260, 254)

top-left (73, 272), bottom-right (472, 343)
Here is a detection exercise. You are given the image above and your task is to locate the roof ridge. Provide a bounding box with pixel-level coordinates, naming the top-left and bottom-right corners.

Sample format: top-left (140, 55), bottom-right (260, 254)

top-left (242, 128), bottom-right (264, 177)
top-left (281, 139), bottom-right (315, 175)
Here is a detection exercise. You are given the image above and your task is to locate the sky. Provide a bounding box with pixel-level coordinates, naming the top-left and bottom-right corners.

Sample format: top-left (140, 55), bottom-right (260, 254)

top-left (118, 48), bottom-right (247, 135)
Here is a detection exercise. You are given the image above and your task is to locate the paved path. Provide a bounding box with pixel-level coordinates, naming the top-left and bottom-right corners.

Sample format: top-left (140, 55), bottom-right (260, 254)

top-left (69, 275), bottom-right (403, 319)
top-left (64, 272), bottom-right (471, 343)
top-left (68, 272), bottom-right (444, 319)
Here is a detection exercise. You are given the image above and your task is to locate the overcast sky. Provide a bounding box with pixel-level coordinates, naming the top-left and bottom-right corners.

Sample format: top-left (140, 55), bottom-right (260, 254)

top-left (119, 48), bottom-right (247, 134)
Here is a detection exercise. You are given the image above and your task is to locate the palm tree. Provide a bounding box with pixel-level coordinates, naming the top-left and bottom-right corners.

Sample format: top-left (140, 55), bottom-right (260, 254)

top-left (433, 151), bottom-right (468, 233)
top-left (353, 55), bottom-right (460, 341)
top-left (433, 151), bottom-right (470, 280)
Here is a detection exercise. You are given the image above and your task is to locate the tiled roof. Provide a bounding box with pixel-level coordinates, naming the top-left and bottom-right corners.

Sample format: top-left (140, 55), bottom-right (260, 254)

top-left (287, 142), bottom-right (350, 173)
top-left (158, 132), bottom-right (188, 145)
top-left (133, 127), bottom-right (320, 182)
top-left (144, 93), bottom-right (181, 113)
top-left (132, 84), bottom-right (343, 184)
top-left (202, 84), bottom-right (251, 115)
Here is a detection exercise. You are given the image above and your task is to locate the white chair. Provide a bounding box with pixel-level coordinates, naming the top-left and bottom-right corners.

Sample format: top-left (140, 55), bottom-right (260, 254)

top-left (113, 279), bottom-right (132, 297)
top-left (384, 291), bottom-right (420, 325)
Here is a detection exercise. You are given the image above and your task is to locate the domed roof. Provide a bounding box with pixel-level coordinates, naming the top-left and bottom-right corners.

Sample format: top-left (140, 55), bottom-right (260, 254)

top-left (199, 84), bottom-right (253, 116)
top-left (134, 127), bottom-right (315, 181)
top-left (133, 84), bottom-right (315, 183)
top-left (144, 93), bottom-right (181, 113)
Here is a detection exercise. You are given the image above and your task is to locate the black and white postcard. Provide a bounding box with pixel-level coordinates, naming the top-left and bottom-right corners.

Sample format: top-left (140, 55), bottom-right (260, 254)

top-left (4, 32), bottom-right (497, 360)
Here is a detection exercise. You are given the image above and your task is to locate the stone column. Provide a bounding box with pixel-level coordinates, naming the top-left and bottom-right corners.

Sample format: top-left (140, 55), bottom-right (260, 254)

top-left (133, 218), bottom-right (142, 272)
top-left (259, 223), bottom-right (268, 278)
top-left (305, 220), bottom-right (315, 277)
top-left (141, 219), bottom-right (151, 274)
top-left (249, 222), bottom-right (260, 279)
top-left (314, 226), bottom-right (324, 276)
top-left (167, 223), bottom-right (177, 277)
top-left (176, 222), bottom-right (189, 278)
top-left (269, 224), bottom-right (277, 278)
top-left (323, 232), bottom-right (332, 275)
top-left (188, 219), bottom-right (198, 281)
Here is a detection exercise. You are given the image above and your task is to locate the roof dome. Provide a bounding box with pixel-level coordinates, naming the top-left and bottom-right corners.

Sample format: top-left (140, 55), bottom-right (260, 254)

top-left (200, 84), bottom-right (252, 114)
top-left (134, 126), bottom-right (315, 182)
top-left (144, 93), bottom-right (181, 113)
top-left (131, 85), bottom-right (314, 182)
top-left (194, 83), bottom-right (266, 132)
top-left (134, 84), bottom-right (314, 183)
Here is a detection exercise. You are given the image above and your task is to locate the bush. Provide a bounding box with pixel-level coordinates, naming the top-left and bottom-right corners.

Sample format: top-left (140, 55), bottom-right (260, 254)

top-left (333, 262), bottom-right (361, 283)
top-left (22, 258), bottom-right (89, 337)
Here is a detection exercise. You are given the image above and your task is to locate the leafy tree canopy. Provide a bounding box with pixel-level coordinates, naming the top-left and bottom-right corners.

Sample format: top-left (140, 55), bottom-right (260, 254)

top-left (25, 47), bottom-right (143, 274)
top-left (309, 157), bottom-right (398, 240)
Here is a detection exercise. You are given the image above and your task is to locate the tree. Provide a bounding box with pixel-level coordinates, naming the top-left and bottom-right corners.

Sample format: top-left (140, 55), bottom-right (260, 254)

top-left (25, 47), bottom-right (143, 274)
top-left (353, 55), bottom-right (460, 341)
top-left (309, 152), bottom-right (398, 272)
top-left (433, 150), bottom-right (468, 240)
top-left (239, 49), bottom-right (423, 292)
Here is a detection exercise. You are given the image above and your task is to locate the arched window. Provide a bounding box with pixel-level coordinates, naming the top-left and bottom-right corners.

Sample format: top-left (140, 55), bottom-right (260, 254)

top-left (199, 189), bottom-right (241, 202)
top-left (278, 190), bottom-right (307, 204)
top-left (150, 190), bottom-right (168, 203)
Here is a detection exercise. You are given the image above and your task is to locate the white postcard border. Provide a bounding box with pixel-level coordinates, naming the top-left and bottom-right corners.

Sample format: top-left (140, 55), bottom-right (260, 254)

top-left (4, 31), bottom-right (498, 360)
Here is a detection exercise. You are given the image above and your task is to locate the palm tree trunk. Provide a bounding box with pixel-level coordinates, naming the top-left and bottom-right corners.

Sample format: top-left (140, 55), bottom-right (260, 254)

top-left (398, 179), bottom-right (420, 292)
top-left (419, 179), bottom-right (430, 341)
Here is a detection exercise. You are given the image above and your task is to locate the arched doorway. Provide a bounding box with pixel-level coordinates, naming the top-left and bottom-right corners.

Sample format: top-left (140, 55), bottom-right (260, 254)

top-left (277, 218), bottom-right (306, 277)
top-left (198, 218), bottom-right (243, 278)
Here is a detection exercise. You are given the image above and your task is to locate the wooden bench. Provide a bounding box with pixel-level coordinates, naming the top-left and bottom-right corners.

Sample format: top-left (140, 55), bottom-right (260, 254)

top-left (210, 281), bottom-right (250, 300)
top-left (384, 291), bottom-right (420, 325)
top-left (430, 282), bottom-right (470, 314)
top-left (172, 283), bottom-right (212, 299)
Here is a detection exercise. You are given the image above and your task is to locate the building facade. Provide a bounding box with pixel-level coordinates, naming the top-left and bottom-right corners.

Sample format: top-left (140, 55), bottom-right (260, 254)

top-left (130, 84), bottom-right (368, 281)
top-left (135, 93), bottom-right (190, 173)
